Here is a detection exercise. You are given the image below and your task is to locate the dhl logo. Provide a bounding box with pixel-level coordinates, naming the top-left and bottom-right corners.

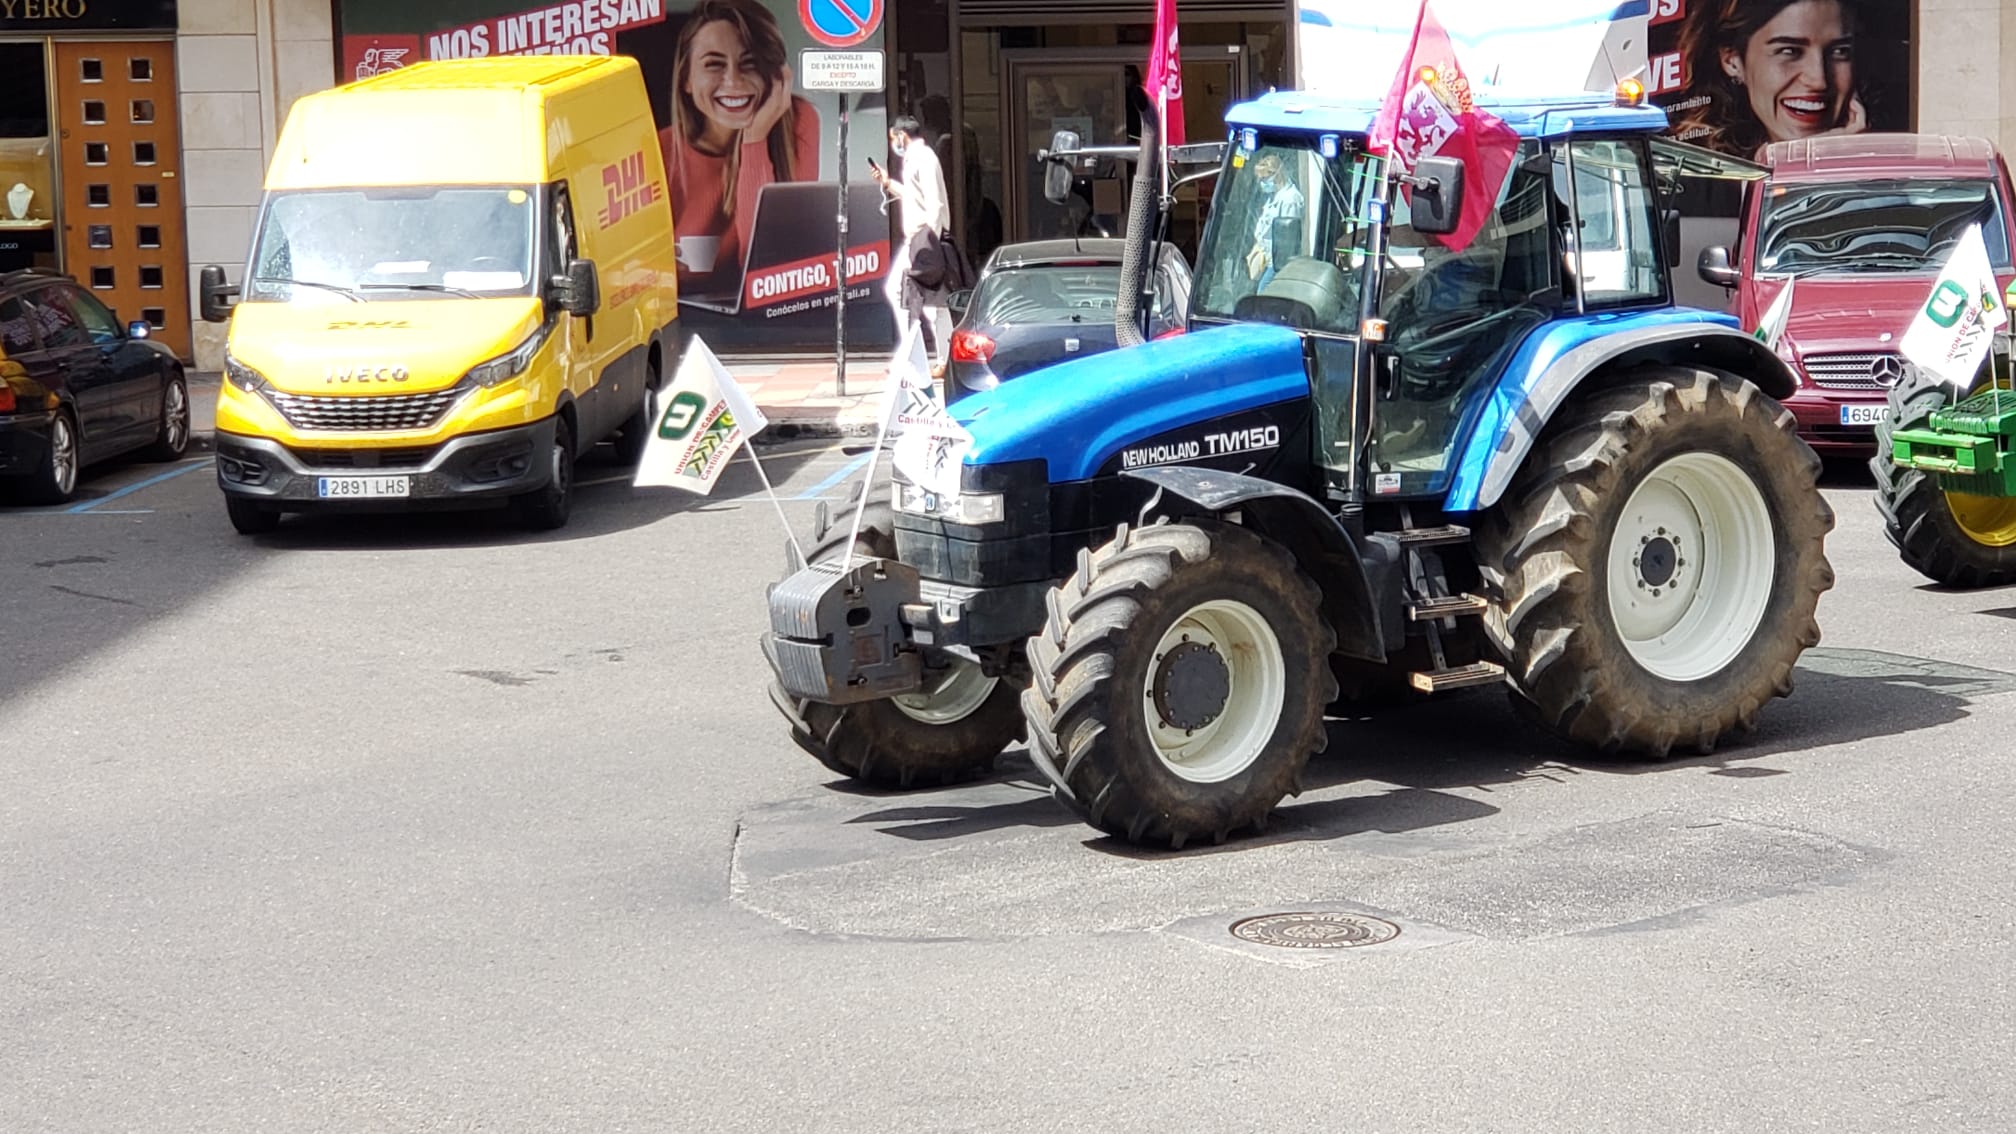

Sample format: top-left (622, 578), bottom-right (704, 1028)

top-left (598, 152), bottom-right (662, 228)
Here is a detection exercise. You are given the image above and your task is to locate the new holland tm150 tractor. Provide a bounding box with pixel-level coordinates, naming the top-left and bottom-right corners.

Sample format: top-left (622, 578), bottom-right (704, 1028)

top-left (761, 86), bottom-right (1836, 849)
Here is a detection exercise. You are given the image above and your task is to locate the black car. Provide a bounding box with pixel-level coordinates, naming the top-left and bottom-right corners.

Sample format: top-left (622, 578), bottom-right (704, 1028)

top-left (944, 238), bottom-right (1191, 403)
top-left (0, 269), bottom-right (190, 504)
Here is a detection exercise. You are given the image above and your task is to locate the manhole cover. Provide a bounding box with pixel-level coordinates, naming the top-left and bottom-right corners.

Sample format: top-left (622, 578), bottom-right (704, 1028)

top-left (1229, 912), bottom-right (1401, 950)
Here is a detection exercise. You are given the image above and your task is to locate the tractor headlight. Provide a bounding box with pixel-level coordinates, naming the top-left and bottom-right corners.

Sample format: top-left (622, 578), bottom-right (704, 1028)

top-left (896, 481), bottom-right (1006, 525)
top-left (463, 321), bottom-right (554, 387)
top-left (222, 349), bottom-right (269, 393)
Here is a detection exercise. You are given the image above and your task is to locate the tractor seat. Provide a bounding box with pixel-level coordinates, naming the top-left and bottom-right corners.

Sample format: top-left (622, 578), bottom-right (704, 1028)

top-left (1232, 257), bottom-right (1349, 332)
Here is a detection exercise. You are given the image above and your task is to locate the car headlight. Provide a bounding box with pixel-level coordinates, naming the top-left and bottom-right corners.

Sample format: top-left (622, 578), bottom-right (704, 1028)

top-left (896, 480), bottom-right (1005, 525)
top-left (464, 321), bottom-right (554, 387)
top-left (222, 349), bottom-right (268, 393)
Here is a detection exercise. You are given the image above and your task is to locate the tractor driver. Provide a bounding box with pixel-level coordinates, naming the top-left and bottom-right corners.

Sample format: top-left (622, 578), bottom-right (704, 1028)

top-left (1245, 151), bottom-right (1306, 291)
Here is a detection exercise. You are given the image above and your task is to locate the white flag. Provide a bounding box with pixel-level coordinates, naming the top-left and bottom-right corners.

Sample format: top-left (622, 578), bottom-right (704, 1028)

top-left (877, 326), bottom-right (938, 436)
top-left (893, 403), bottom-right (974, 498)
top-left (1754, 276), bottom-right (1795, 353)
top-left (632, 337), bottom-right (762, 494)
top-left (1901, 224), bottom-right (2009, 388)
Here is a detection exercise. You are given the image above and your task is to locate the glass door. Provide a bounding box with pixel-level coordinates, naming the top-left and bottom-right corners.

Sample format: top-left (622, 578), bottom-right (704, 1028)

top-left (1003, 54), bottom-right (1130, 243)
top-left (0, 41), bottom-right (57, 274)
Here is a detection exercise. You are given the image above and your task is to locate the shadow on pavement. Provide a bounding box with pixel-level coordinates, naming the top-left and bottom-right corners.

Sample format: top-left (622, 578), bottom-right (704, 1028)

top-left (810, 647), bottom-right (2015, 857)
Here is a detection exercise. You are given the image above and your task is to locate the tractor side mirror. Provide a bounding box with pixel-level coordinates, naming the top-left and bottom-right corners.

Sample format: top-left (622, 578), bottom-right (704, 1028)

top-left (1042, 129), bottom-right (1081, 205)
top-left (198, 264), bottom-right (239, 324)
top-left (1408, 156), bottom-right (1466, 237)
top-left (549, 258), bottom-right (601, 317)
top-left (1661, 208), bottom-right (1682, 269)
top-left (1697, 245), bottom-right (1740, 289)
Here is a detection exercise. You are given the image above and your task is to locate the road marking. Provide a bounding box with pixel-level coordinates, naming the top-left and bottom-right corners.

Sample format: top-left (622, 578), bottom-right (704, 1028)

top-left (576, 473), bottom-right (635, 488)
top-left (794, 451), bottom-right (872, 499)
top-left (66, 458), bottom-right (214, 514)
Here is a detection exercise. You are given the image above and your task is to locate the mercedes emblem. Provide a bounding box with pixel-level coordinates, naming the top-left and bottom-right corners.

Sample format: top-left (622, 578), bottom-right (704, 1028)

top-left (1869, 355), bottom-right (1906, 388)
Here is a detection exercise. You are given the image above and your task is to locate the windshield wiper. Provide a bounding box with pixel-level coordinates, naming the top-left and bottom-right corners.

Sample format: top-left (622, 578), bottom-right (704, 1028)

top-left (358, 282), bottom-right (483, 299)
top-left (251, 275), bottom-right (362, 302)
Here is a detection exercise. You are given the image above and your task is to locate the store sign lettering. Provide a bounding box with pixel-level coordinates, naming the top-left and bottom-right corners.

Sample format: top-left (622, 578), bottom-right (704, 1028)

top-left (0, 0), bottom-right (91, 19)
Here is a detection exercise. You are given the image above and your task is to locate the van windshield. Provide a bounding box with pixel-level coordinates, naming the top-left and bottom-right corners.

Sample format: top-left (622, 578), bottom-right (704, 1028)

top-left (244, 186), bottom-right (540, 303)
top-left (1756, 178), bottom-right (2014, 274)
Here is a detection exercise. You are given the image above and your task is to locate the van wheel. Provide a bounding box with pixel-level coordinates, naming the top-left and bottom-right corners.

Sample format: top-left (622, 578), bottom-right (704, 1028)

top-left (226, 497), bottom-right (281, 535)
top-left (512, 416), bottom-right (574, 531)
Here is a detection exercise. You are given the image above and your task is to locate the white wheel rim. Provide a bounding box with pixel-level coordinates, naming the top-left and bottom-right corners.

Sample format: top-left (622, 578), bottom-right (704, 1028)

top-left (1142, 599), bottom-right (1286, 783)
top-left (51, 416), bottom-right (76, 495)
top-left (892, 656), bottom-right (999, 724)
top-left (1606, 451), bottom-right (1775, 682)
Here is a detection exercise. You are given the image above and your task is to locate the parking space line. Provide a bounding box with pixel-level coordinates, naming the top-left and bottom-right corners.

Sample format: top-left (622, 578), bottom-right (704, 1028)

top-left (793, 451), bottom-right (872, 500)
top-left (66, 458), bottom-right (214, 514)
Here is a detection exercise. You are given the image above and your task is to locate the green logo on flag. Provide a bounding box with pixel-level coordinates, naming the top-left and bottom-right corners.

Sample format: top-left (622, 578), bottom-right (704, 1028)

top-left (1926, 280), bottom-right (1969, 328)
top-left (682, 409), bottom-right (737, 478)
top-left (657, 391), bottom-right (708, 440)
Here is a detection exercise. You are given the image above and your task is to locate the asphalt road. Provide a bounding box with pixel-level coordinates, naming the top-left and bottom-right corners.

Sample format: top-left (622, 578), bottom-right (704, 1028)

top-left (2, 438), bottom-right (2013, 1132)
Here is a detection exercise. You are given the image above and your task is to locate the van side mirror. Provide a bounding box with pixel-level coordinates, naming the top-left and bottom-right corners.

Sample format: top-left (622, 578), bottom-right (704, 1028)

top-left (198, 264), bottom-right (239, 323)
top-left (1407, 156), bottom-right (1466, 237)
top-left (1697, 245), bottom-right (1740, 288)
top-left (1042, 129), bottom-right (1081, 205)
top-left (550, 258), bottom-right (600, 317)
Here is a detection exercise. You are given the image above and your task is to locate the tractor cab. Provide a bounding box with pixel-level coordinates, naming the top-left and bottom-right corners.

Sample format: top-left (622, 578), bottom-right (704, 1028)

top-left (1183, 92), bottom-right (1679, 505)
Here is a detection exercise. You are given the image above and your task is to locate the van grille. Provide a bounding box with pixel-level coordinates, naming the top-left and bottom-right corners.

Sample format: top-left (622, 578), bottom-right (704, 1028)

top-left (1803, 351), bottom-right (1906, 392)
top-left (266, 386), bottom-right (466, 432)
top-left (285, 445), bottom-right (437, 469)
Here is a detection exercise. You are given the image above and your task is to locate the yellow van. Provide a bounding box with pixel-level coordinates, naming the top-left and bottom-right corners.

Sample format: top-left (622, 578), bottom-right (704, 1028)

top-left (198, 56), bottom-right (676, 533)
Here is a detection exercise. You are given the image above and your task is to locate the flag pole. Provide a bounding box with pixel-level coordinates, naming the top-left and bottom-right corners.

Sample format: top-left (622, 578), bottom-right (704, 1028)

top-left (841, 431), bottom-right (885, 567)
top-left (743, 444), bottom-right (805, 566)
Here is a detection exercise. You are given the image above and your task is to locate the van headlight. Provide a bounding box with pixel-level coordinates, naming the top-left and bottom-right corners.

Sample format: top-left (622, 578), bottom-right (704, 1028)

top-left (463, 322), bottom-right (554, 387)
top-left (896, 480), bottom-right (1005, 525)
top-left (222, 349), bottom-right (269, 393)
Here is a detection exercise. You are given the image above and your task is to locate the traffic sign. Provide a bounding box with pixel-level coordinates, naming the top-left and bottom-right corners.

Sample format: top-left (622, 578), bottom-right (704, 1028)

top-left (800, 49), bottom-right (883, 92)
top-left (799, 0), bottom-right (882, 49)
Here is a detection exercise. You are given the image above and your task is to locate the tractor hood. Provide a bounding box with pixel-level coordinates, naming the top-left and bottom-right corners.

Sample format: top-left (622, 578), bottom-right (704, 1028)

top-left (955, 321), bottom-right (1312, 483)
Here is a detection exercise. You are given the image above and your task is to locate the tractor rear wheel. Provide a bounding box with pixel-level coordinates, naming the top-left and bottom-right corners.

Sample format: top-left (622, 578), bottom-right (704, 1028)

top-left (768, 484), bottom-right (1024, 789)
top-left (1477, 367), bottom-right (1833, 757)
top-left (1870, 373), bottom-right (2016, 588)
top-left (1023, 521), bottom-right (1336, 848)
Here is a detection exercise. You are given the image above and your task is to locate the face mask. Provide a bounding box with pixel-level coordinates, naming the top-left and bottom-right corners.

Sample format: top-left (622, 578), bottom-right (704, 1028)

top-left (892, 138), bottom-right (906, 155)
top-left (1258, 177), bottom-right (1276, 192)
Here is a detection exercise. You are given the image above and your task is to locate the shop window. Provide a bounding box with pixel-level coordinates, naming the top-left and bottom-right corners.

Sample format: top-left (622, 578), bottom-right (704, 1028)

top-left (85, 142), bottom-right (108, 166)
top-left (129, 58), bottom-right (152, 82)
top-left (135, 184), bottom-right (158, 207)
top-left (131, 100), bottom-right (154, 125)
top-left (82, 101), bottom-right (105, 126)
top-left (133, 141), bottom-right (156, 166)
top-left (88, 225), bottom-right (112, 249)
top-left (90, 266), bottom-right (114, 289)
top-left (139, 266), bottom-right (163, 290)
top-left (81, 59), bottom-right (103, 82)
top-left (138, 225), bottom-right (160, 248)
top-left (87, 184), bottom-right (110, 207)
top-left (142, 307), bottom-right (165, 327)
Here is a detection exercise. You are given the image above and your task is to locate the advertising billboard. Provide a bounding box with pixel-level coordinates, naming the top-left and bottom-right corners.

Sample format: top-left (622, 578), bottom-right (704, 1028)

top-left (337, 0), bottom-right (897, 352)
top-left (1645, 0), bottom-right (1913, 160)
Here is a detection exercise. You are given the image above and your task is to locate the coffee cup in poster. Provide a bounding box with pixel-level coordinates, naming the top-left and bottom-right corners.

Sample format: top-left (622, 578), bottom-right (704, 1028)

top-left (1645, 0), bottom-right (1909, 161)
top-left (336, 0), bottom-right (898, 351)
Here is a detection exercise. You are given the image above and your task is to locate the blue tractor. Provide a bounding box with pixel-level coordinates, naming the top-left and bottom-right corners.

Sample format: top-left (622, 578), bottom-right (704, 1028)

top-left (762, 86), bottom-right (1835, 848)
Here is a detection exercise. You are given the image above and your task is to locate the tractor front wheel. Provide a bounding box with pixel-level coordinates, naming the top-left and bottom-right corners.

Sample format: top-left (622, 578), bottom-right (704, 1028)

top-left (768, 485), bottom-right (1024, 789)
top-left (1871, 373), bottom-right (2016, 588)
top-left (1478, 367), bottom-right (1834, 756)
top-left (1023, 521), bottom-right (1336, 848)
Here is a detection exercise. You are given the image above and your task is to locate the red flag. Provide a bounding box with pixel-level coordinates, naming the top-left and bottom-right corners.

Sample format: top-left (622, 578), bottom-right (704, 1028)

top-left (1146, 0), bottom-right (1184, 147)
top-left (1367, 0), bottom-right (1519, 251)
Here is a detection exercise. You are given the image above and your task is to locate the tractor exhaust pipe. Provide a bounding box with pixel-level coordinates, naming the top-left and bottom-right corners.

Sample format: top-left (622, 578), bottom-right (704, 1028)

top-left (1114, 89), bottom-right (1160, 349)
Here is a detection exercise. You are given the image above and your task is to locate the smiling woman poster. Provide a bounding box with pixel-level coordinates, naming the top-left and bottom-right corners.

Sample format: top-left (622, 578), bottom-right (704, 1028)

top-left (1647, 0), bottom-right (1913, 160)
top-left (337, 0), bottom-right (897, 351)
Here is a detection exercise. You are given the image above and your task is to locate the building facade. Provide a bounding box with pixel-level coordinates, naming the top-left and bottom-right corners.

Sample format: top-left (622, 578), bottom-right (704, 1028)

top-left (2, 1), bottom-right (2008, 369)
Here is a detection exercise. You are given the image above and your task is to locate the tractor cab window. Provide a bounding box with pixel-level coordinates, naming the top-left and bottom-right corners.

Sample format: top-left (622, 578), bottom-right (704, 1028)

top-left (1191, 140), bottom-right (1376, 336)
top-left (1555, 140), bottom-right (1664, 306)
top-left (1368, 141), bottom-right (1556, 493)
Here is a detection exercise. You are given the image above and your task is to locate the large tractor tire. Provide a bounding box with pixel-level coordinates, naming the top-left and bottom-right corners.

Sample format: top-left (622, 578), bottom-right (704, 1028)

top-left (1476, 367), bottom-right (1834, 757)
top-left (1023, 521), bottom-right (1337, 849)
top-left (1870, 372), bottom-right (2016, 588)
top-left (768, 483), bottom-right (1024, 789)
